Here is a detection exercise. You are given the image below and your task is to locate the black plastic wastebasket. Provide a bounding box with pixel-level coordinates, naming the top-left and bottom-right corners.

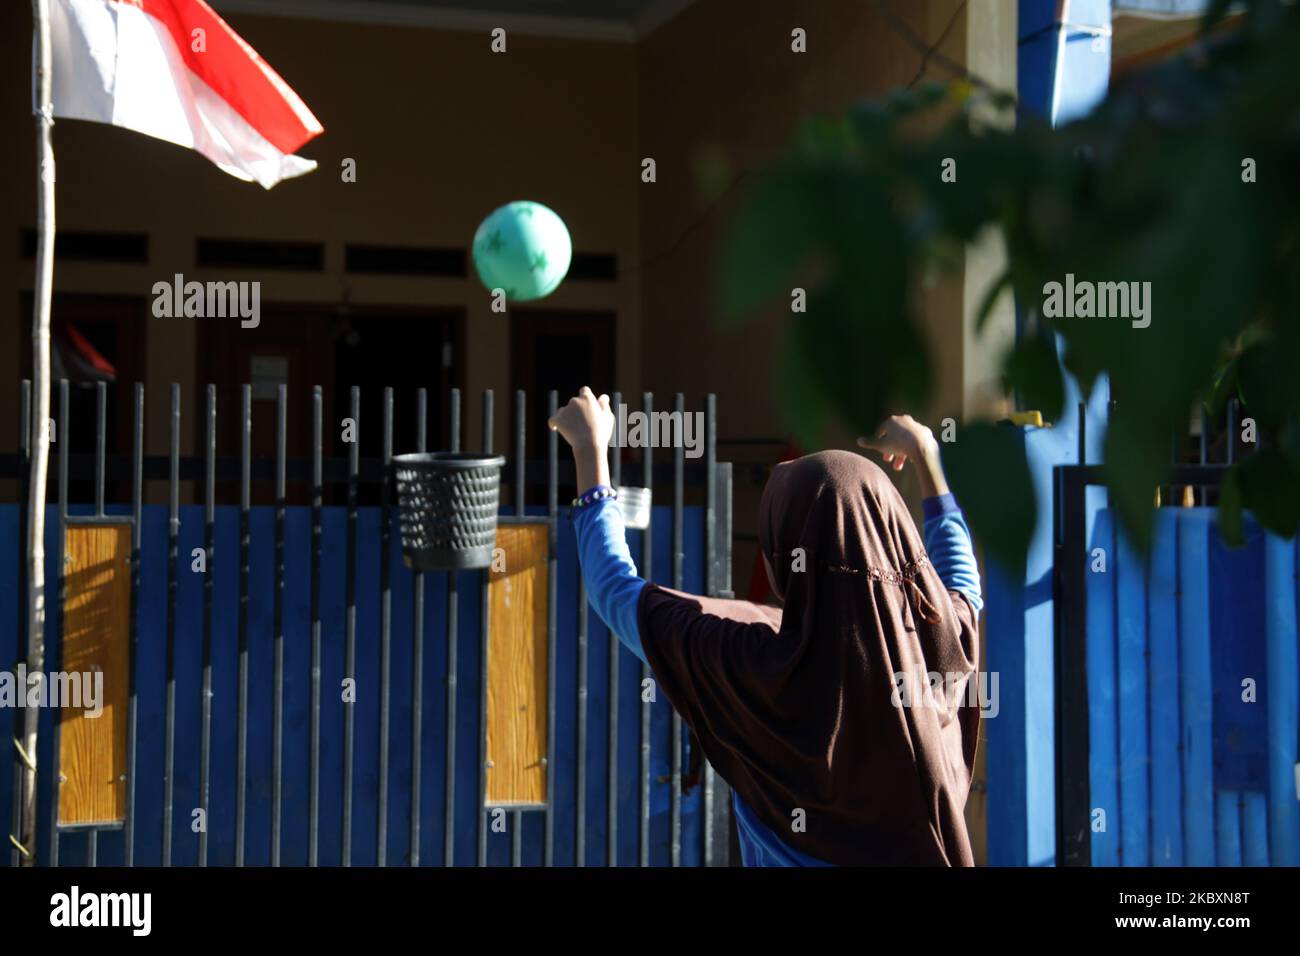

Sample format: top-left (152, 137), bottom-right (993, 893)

top-left (391, 452), bottom-right (506, 571)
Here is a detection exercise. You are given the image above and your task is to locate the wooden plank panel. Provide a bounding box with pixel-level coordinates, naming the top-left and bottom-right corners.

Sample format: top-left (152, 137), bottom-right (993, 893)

top-left (58, 523), bottom-right (131, 826)
top-left (485, 523), bottom-right (549, 807)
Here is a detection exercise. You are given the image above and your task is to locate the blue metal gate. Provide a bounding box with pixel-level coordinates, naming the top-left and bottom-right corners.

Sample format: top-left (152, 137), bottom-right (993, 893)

top-left (2, 381), bottom-right (735, 867)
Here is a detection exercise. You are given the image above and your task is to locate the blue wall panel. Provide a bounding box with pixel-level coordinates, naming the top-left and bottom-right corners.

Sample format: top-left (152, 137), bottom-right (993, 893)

top-left (1177, 509), bottom-right (1216, 865)
top-left (1264, 533), bottom-right (1299, 866)
top-left (1086, 509), bottom-right (1119, 865)
top-left (1215, 791), bottom-right (1242, 866)
top-left (1209, 525), bottom-right (1268, 791)
top-left (1147, 509), bottom-right (1183, 865)
top-left (1116, 527), bottom-right (1150, 865)
top-left (1081, 508), bottom-right (1298, 868)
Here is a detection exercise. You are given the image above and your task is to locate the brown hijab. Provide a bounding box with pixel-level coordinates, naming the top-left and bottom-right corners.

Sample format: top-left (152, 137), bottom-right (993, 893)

top-left (637, 450), bottom-right (980, 865)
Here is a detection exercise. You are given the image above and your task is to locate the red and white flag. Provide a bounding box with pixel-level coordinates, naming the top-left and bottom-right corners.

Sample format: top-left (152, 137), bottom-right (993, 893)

top-left (49, 0), bottom-right (323, 188)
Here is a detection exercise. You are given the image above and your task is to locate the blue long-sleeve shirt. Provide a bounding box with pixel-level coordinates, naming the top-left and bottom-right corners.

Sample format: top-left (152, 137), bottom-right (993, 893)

top-left (572, 489), bottom-right (982, 866)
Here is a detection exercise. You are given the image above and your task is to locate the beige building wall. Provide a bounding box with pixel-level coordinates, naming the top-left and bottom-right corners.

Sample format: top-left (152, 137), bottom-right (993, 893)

top-left (2, 0), bottom-right (1016, 861)
top-left (0, 5), bottom-right (642, 460)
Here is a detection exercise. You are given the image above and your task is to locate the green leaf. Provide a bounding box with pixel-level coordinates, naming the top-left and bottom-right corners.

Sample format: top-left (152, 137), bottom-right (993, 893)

top-left (1236, 339), bottom-right (1300, 432)
top-left (717, 169), bottom-right (820, 323)
top-left (1217, 467), bottom-right (1245, 548)
top-left (1236, 447), bottom-right (1300, 539)
top-left (974, 270), bottom-right (1012, 335)
top-left (1100, 411), bottom-right (1172, 555)
top-left (941, 422), bottom-right (1035, 573)
top-left (1002, 333), bottom-right (1066, 423)
top-left (775, 323), bottom-right (828, 450)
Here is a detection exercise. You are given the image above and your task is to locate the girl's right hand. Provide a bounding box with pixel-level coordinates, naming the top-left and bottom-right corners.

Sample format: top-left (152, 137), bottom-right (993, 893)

top-left (548, 386), bottom-right (615, 454)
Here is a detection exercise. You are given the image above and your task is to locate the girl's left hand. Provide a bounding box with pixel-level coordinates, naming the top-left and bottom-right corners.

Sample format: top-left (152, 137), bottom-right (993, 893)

top-left (857, 414), bottom-right (949, 498)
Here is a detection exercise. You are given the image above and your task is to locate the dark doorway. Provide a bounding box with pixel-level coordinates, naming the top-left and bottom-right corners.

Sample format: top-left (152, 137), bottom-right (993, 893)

top-left (19, 293), bottom-right (147, 506)
top-left (202, 304), bottom-right (464, 505)
top-left (510, 309), bottom-right (615, 436)
top-left (333, 307), bottom-right (465, 505)
top-left (509, 308), bottom-right (615, 504)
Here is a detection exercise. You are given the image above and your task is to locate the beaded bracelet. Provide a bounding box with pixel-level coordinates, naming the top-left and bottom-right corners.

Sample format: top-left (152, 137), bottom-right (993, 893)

top-left (572, 484), bottom-right (618, 510)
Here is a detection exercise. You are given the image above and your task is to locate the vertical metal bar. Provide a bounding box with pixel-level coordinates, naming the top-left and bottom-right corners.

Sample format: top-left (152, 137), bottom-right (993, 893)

top-left (449, 388), bottom-right (461, 452)
top-left (163, 384), bottom-right (180, 866)
top-left (1077, 400), bottom-right (1087, 466)
top-left (702, 393), bottom-right (716, 867)
top-left (715, 461), bottom-right (734, 866)
top-left (309, 387), bottom-right (323, 866)
top-left (444, 387), bottom-right (466, 867)
top-left (86, 384), bottom-right (102, 862)
top-left (441, 390), bottom-right (467, 874)
top-left (1054, 466), bottom-right (1093, 866)
top-left (607, 390), bottom-right (621, 868)
top-left (94, 381), bottom-right (106, 517)
top-left (378, 388), bottom-right (394, 866)
top-left (236, 385), bottom-right (251, 866)
top-left (377, 390), bottom-right (390, 868)
top-left (1226, 398), bottom-right (1237, 466)
top-left (272, 384), bottom-right (286, 866)
top-left (85, 383), bottom-right (107, 868)
top-left (515, 390), bottom-right (526, 517)
top-left (1199, 406), bottom-right (1209, 503)
top-left (670, 393), bottom-right (684, 867)
top-left (576, 568), bottom-right (588, 867)
top-left (449, 390), bottom-right (486, 868)
top-left (124, 382), bottom-right (144, 867)
top-left (410, 389), bottom-right (427, 866)
top-left (50, 380), bottom-right (69, 867)
top-left (545, 390), bottom-right (558, 866)
top-left (509, 390), bottom-right (525, 866)
top-left (12, 381), bottom-right (30, 868)
top-left (199, 385), bottom-right (216, 866)
top-left (342, 386), bottom-right (359, 866)
top-left (640, 391), bottom-right (653, 867)
top-left (478, 569), bottom-right (491, 868)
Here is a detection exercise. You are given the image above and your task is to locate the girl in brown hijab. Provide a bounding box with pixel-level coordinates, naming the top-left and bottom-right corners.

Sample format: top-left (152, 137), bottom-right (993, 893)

top-left (551, 388), bottom-right (983, 866)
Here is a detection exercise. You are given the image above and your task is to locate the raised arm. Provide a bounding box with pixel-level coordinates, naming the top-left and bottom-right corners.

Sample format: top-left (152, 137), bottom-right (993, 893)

top-left (549, 387), bottom-right (650, 664)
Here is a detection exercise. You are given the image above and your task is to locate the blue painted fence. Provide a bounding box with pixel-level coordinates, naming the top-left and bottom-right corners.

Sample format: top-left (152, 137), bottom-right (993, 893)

top-left (1086, 508), bottom-right (1299, 866)
top-left (1, 502), bottom-right (710, 867)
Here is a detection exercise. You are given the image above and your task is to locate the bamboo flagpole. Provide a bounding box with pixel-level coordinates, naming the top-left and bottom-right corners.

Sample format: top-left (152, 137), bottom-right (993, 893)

top-left (16, 0), bottom-right (55, 867)
top-left (12, 0), bottom-right (322, 865)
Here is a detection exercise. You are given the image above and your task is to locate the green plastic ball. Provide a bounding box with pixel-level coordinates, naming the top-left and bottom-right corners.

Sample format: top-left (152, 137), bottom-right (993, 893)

top-left (472, 201), bottom-right (572, 302)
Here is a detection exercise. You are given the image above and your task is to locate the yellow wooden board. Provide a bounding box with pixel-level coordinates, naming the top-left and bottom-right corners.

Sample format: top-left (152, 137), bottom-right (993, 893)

top-left (485, 523), bottom-right (549, 807)
top-left (58, 523), bottom-right (131, 827)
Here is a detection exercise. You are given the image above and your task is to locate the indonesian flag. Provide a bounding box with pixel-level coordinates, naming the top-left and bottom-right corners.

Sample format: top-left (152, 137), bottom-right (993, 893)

top-left (49, 0), bottom-right (323, 188)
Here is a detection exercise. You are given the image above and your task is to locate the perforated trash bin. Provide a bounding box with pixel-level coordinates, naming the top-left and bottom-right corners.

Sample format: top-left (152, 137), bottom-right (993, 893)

top-left (392, 452), bottom-right (506, 571)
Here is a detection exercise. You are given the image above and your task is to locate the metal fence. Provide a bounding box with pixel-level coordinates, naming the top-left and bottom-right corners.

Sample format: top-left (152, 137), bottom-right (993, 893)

top-left (2, 380), bottom-right (734, 866)
top-left (1054, 398), bottom-right (1300, 867)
